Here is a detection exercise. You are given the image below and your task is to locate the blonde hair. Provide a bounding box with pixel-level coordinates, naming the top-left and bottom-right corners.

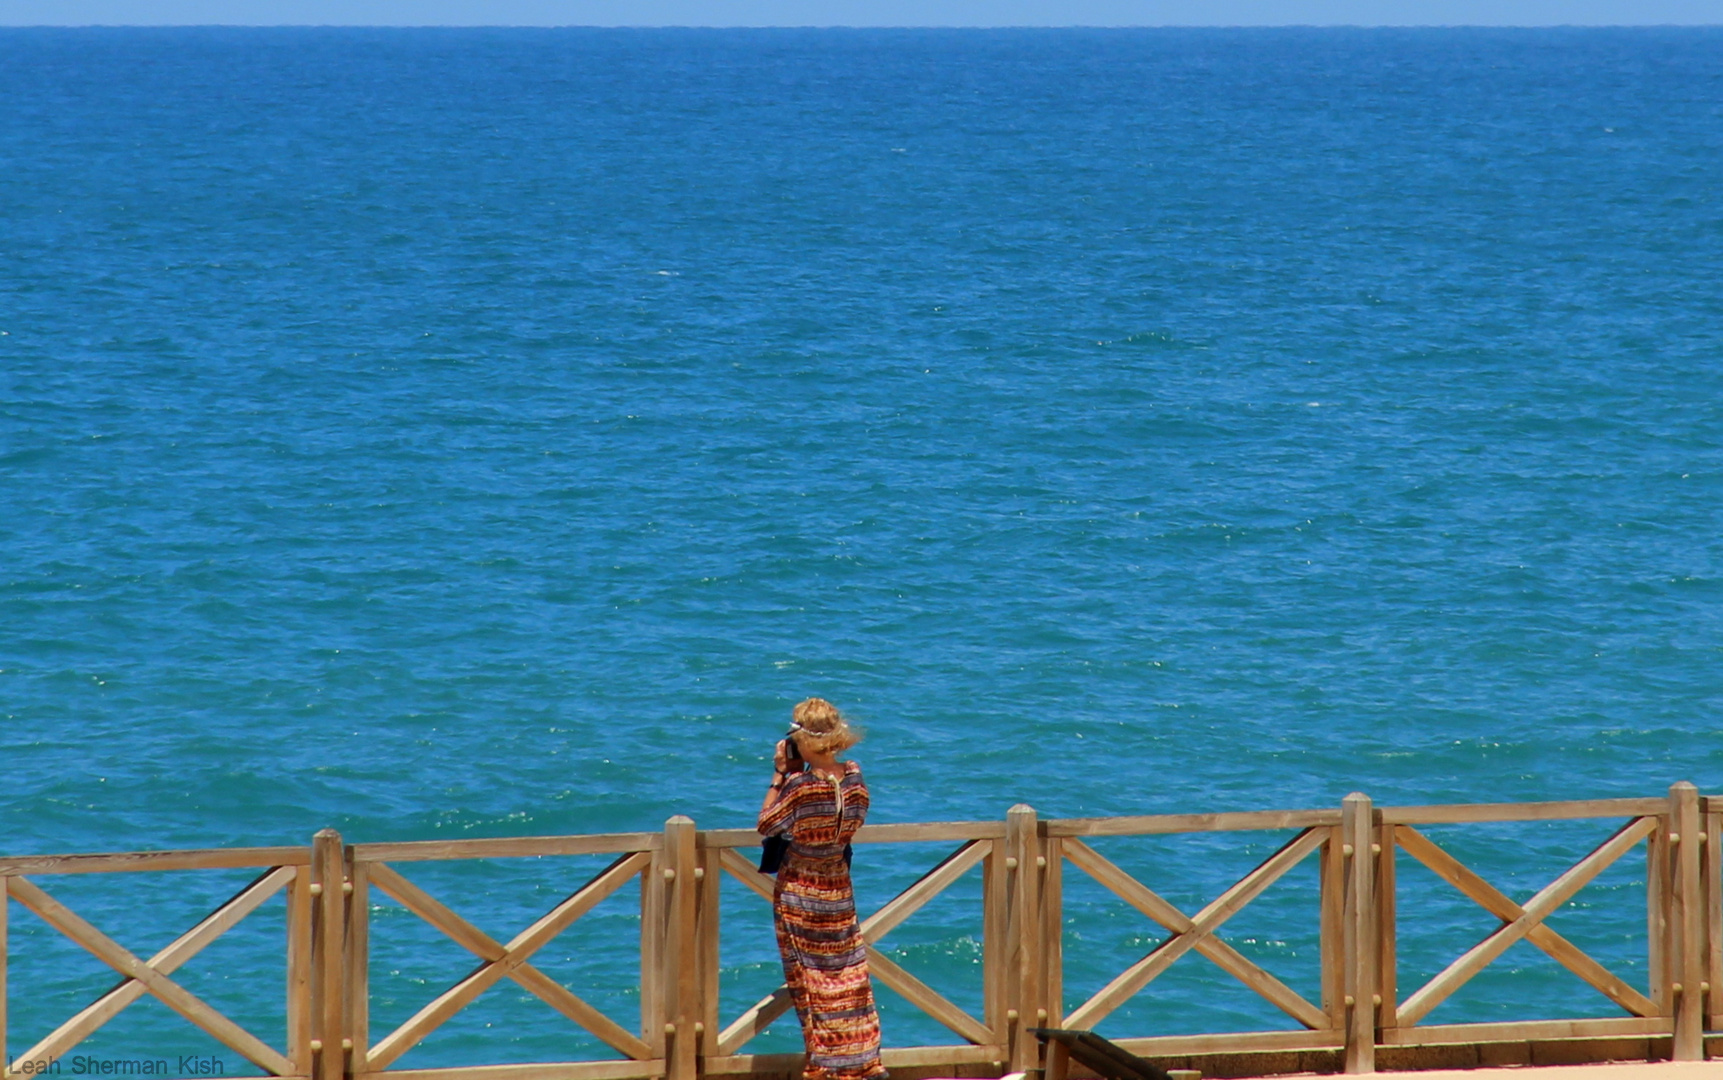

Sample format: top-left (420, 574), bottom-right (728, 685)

top-left (791, 697), bottom-right (861, 756)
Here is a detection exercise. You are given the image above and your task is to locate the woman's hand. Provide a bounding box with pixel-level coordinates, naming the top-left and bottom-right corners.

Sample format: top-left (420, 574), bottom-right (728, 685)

top-left (762, 739), bottom-right (797, 816)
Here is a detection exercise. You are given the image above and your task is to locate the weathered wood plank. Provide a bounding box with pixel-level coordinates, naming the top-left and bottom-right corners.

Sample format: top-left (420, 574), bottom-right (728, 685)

top-left (1649, 820), bottom-right (1670, 1013)
top-left (641, 850), bottom-right (665, 1053)
top-left (366, 949), bottom-right (519, 1067)
top-left (856, 822), bottom-right (1008, 843)
top-left (706, 1044), bottom-right (1005, 1074)
top-left (7, 874), bottom-right (296, 1076)
top-left (663, 817), bottom-right (699, 1080)
top-left (716, 987), bottom-right (795, 1056)
top-left (1708, 810), bottom-right (1723, 1031)
top-left (700, 822), bottom-right (1005, 850)
top-left (1376, 823), bottom-right (1397, 1032)
top-left (697, 847), bottom-right (721, 1058)
top-left (1395, 825), bottom-right (1657, 1018)
top-left (313, 829), bottom-right (346, 1080)
top-left (0, 847), bottom-right (309, 876)
top-left (286, 866), bottom-right (313, 1075)
top-left (352, 833), bottom-right (661, 863)
top-left (378, 1061), bottom-right (665, 1080)
top-left (717, 847), bottom-right (776, 905)
top-left (1320, 826), bottom-right (1345, 1030)
top-left (859, 840), bottom-right (988, 944)
top-left (1047, 1039), bottom-right (1071, 1080)
top-left (1112, 1030), bottom-right (1344, 1055)
top-left (510, 967), bottom-right (655, 1061)
top-left (1671, 782), bottom-right (1704, 1060)
top-left (494, 853), bottom-right (651, 960)
top-left (1396, 815), bottom-right (1658, 1027)
top-left (1042, 836), bottom-right (1064, 1028)
top-left (1, 873), bottom-right (8, 1073)
top-left (368, 862), bottom-right (508, 962)
top-left (367, 852), bottom-right (652, 1068)
top-left (346, 861), bottom-right (371, 1070)
top-left (983, 846), bottom-right (1006, 1041)
top-left (1062, 837), bottom-right (1326, 1030)
top-left (695, 829), bottom-right (768, 849)
top-left (881, 1045), bottom-right (1005, 1068)
top-left (8, 866), bottom-right (293, 1075)
top-left (1378, 799), bottom-right (1665, 825)
top-left (1378, 1016), bottom-right (1671, 1045)
top-left (1342, 793), bottom-right (1376, 1075)
top-left (1046, 809), bottom-right (1339, 837)
top-left (866, 946), bottom-right (993, 1045)
top-left (1007, 804), bottom-right (1042, 1072)
top-left (1063, 828), bottom-right (1326, 1030)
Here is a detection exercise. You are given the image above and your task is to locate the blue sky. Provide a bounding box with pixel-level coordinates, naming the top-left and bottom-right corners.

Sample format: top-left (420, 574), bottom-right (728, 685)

top-left (2, 0), bottom-right (1721, 25)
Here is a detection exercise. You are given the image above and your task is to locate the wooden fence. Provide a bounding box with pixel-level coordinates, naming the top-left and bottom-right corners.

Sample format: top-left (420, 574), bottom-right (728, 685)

top-left (4, 784), bottom-right (1720, 1080)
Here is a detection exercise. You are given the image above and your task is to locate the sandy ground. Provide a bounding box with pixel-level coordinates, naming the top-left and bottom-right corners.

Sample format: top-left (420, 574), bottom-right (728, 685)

top-left (1368, 1065), bottom-right (1723, 1080)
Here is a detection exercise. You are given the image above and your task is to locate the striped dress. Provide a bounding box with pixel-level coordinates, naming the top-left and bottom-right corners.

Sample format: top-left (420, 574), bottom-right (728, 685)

top-left (758, 760), bottom-right (887, 1080)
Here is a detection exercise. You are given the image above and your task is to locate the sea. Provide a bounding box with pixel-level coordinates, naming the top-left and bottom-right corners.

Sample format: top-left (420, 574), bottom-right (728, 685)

top-left (2, 25), bottom-right (1721, 1071)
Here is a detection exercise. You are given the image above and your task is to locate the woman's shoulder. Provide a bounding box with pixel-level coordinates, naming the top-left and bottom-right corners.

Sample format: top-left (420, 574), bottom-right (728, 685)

top-left (843, 760), bottom-right (864, 778)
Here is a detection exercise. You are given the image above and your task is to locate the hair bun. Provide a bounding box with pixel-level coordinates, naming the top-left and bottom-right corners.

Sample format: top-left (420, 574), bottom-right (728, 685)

top-left (791, 697), bottom-right (861, 754)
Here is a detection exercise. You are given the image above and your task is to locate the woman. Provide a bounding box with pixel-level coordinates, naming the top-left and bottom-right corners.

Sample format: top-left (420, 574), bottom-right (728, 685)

top-left (758, 698), bottom-right (887, 1080)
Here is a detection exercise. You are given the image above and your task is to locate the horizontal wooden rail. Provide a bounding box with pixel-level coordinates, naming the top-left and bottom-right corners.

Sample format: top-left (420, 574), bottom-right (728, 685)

top-left (1377, 1017), bottom-right (1673, 1046)
top-left (4, 783), bottom-right (1717, 1080)
top-left (349, 832), bottom-right (662, 862)
top-left (1377, 798), bottom-right (1669, 825)
top-left (1045, 808), bottom-right (1341, 836)
top-left (0, 845), bottom-right (309, 875)
top-left (699, 820), bottom-right (1006, 849)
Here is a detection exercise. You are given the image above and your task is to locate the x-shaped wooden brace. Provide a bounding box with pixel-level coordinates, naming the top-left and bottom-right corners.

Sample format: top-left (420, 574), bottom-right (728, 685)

top-left (714, 841), bottom-right (996, 1056)
top-left (364, 851), bottom-right (654, 1069)
top-left (1394, 815), bottom-right (1659, 1026)
top-left (6, 869), bottom-right (298, 1077)
top-left (1062, 828), bottom-right (1329, 1031)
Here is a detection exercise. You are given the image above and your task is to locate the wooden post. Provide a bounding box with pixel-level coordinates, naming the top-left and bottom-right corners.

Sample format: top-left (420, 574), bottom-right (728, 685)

top-left (1321, 825), bottom-right (1345, 1031)
top-left (1042, 836), bottom-right (1064, 1029)
top-left (663, 816), bottom-right (699, 1080)
top-left (642, 846), bottom-right (666, 1052)
top-left (1342, 793), bottom-right (1376, 1074)
top-left (983, 840), bottom-right (1007, 1045)
top-left (1707, 804), bottom-right (1722, 1032)
top-left (311, 829), bottom-right (346, 1080)
top-left (287, 864), bottom-right (314, 1076)
top-left (1006, 805), bottom-right (1042, 1073)
top-left (697, 845), bottom-right (721, 1059)
top-left (2, 873), bottom-right (9, 1075)
top-left (345, 858), bottom-right (371, 1074)
top-left (1376, 822), bottom-right (1397, 1033)
top-left (1671, 783), bottom-right (1704, 1060)
top-left (1649, 823), bottom-right (1670, 1021)
top-left (1047, 1041), bottom-right (1071, 1080)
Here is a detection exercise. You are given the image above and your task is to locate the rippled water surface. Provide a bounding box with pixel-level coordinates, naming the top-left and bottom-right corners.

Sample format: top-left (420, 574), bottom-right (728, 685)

top-left (3, 26), bottom-right (1722, 1069)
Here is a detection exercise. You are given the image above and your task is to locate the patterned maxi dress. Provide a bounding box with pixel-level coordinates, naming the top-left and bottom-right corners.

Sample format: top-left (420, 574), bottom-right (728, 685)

top-left (757, 760), bottom-right (887, 1080)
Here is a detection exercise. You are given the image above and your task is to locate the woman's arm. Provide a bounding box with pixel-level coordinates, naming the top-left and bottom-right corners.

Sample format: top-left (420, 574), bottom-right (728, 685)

top-left (758, 739), bottom-right (801, 826)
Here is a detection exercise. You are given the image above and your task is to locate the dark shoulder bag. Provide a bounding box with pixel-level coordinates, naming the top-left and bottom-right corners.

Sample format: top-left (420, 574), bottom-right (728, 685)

top-left (759, 834), bottom-right (790, 874)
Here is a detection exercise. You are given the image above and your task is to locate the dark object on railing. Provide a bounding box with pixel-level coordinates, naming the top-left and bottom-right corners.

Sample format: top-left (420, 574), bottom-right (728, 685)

top-left (1032, 1028), bottom-right (1174, 1080)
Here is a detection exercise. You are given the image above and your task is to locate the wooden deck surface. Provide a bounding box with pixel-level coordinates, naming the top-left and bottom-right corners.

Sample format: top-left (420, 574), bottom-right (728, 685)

top-left (1365, 1063), bottom-right (1723, 1080)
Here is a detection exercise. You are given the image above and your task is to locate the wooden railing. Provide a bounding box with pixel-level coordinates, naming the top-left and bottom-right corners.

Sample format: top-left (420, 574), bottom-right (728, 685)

top-left (4, 784), bottom-right (1719, 1080)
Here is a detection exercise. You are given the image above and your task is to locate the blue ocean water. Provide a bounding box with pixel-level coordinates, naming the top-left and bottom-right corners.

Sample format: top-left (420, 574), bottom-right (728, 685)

top-left (3, 26), bottom-right (1723, 1070)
